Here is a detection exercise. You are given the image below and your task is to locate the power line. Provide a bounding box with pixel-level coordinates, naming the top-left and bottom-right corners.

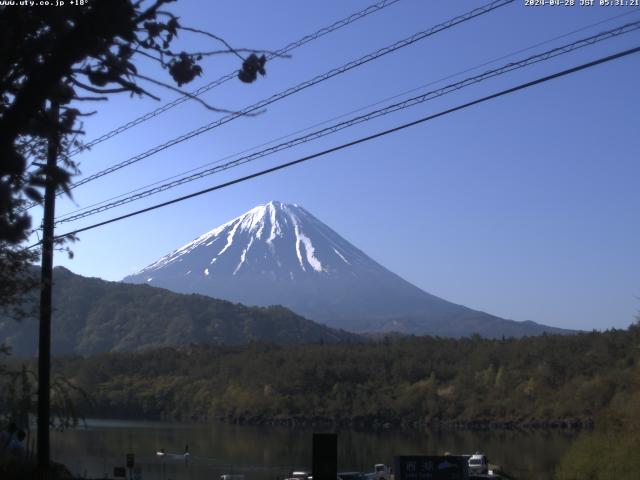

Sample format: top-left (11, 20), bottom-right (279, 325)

top-left (54, 9), bottom-right (640, 222)
top-left (69, 0), bottom-right (404, 156)
top-left (68, 0), bottom-right (513, 185)
top-left (20, 0), bottom-right (513, 213)
top-left (52, 20), bottom-right (640, 226)
top-left (23, 0), bottom-right (404, 179)
top-left (34, 44), bottom-right (639, 247)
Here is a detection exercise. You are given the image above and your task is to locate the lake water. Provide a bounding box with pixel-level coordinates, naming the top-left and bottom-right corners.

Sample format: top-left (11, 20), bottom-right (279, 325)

top-left (50, 419), bottom-right (581, 480)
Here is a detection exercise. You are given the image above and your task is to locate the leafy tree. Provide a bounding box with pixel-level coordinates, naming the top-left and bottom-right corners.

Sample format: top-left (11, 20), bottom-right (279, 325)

top-left (0, 247), bottom-right (38, 321)
top-left (0, 0), bottom-right (269, 355)
top-left (0, 1), bottom-right (269, 468)
top-left (0, 0), bottom-right (269, 300)
top-left (0, 364), bottom-right (90, 457)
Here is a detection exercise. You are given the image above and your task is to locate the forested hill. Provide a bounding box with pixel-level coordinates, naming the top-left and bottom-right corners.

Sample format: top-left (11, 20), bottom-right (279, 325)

top-left (52, 325), bottom-right (640, 427)
top-left (0, 267), bottom-right (359, 356)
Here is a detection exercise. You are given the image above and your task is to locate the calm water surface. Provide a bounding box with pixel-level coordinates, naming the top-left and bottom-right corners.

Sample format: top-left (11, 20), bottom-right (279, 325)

top-left (51, 419), bottom-right (581, 480)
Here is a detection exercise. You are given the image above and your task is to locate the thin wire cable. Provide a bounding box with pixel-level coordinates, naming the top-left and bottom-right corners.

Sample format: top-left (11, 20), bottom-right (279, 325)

top-left (68, 0), bottom-right (512, 184)
top-left (30, 44), bottom-right (638, 247)
top-left (70, 0), bottom-right (404, 156)
top-left (20, 0), bottom-right (513, 214)
top-left (55, 9), bottom-right (640, 221)
top-left (53, 21), bottom-right (640, 226)
top-left (23, 0), bottom-right (403, 178)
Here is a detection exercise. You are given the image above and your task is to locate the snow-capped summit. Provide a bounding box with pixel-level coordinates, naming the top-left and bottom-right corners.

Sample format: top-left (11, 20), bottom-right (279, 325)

top-left (130, 201), bottom-right (377, 282)
top-left (123, 201), bottom-right (568, 337)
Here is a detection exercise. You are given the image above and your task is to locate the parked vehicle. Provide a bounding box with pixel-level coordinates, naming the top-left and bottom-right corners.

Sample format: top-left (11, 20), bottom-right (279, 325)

top-left (284, 471), bottom-right (312, 480)
top-left (338, 472), bottom-right (367, 480)
top-left (373, 464), bottom-right (390, 480)
top-left (468, 453), bottom-right (488, 475)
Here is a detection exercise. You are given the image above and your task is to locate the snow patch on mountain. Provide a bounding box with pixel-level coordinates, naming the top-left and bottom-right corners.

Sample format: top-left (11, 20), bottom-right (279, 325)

top-left (286, 204), bottom-right (323, 273)
top-left (333, 248), bottom-right (350, 265)
top-left (218, 219), bottom-right (241, 256)
top-left (234, 237), bottom-right (254, 275)
top-left (267, 202), bottom-right (281, 245)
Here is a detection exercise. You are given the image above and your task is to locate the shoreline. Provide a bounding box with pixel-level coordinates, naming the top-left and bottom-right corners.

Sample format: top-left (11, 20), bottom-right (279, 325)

top-left (76, 414), bottom-right (595, 432)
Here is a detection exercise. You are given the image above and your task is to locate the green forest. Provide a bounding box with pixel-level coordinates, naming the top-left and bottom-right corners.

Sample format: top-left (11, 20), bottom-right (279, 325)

top-left (44, 326), bottom-right (639, 428)
top-left (3, 325), bottom-right (640, 478)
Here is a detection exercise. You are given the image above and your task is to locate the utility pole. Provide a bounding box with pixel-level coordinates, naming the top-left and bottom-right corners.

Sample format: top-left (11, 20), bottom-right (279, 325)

top-left (37, 100), bottom-right (59, 472)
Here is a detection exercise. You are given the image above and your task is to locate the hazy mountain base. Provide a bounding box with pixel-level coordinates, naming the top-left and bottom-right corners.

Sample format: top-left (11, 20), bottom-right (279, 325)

top-left (0, 267), bottom-right (360, 356)
top-left (0, 267), bottom-right (569, 358)
top-left (124, 201), bottom-right (571, 338)
top-left (44, 326), bottom-right (639, 431)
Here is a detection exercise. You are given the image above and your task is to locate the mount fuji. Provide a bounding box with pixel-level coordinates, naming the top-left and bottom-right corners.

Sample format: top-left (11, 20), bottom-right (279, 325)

top-left (123, 201), bottom-right (568, 337)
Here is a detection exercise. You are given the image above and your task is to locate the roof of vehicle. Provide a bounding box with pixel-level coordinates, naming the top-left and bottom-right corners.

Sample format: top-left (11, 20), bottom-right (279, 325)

top-left (338, 472), bottom-right (365, 479)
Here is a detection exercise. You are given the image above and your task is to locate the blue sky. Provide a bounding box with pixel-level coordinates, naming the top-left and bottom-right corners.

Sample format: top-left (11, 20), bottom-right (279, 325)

top-left (36, 0), bottom-right (640, 331)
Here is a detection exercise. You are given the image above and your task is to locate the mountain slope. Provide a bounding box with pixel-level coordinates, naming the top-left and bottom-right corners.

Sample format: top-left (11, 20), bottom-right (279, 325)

top-left (0, 267), bottom-right (360, 357)
top-left (124, 201), bottom-right (570, 337)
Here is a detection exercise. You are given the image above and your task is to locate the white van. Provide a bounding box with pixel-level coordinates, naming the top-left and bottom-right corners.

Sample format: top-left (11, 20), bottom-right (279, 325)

top-left (468, 453), bottom-right (488, 475)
